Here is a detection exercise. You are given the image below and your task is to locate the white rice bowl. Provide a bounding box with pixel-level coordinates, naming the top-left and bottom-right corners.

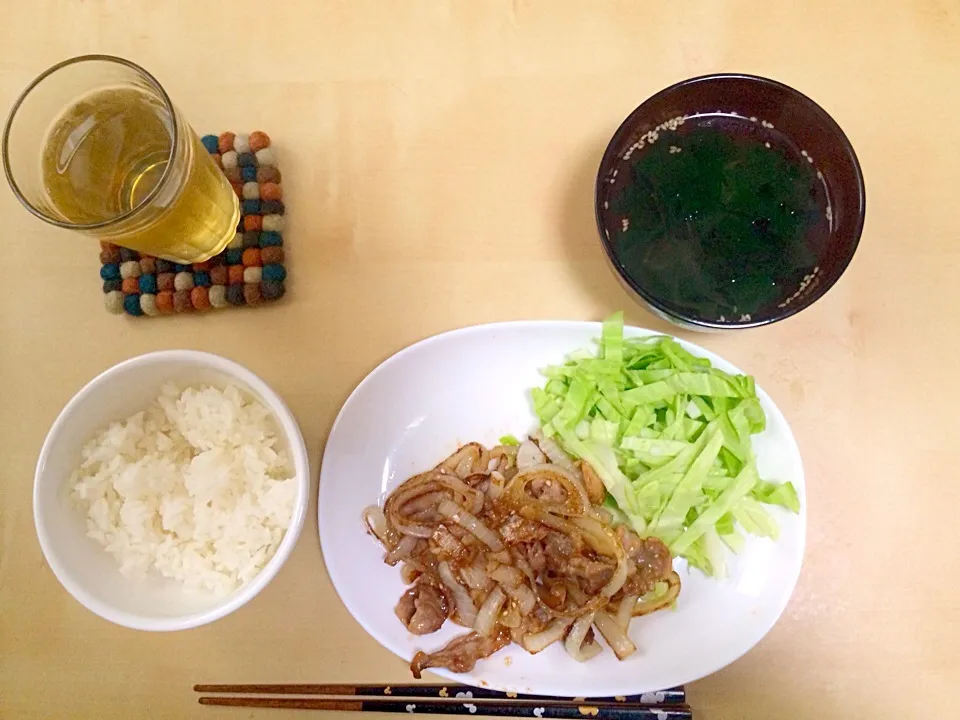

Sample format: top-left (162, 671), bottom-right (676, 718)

top-left (69, 383), bottom-right (297, 595)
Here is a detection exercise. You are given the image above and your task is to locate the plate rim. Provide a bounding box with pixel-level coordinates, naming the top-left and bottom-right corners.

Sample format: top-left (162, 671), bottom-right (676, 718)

top-left (318, 319), bottom-right (807, 694)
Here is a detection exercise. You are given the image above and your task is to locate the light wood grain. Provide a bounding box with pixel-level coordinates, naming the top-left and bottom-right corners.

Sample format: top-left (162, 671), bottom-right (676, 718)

top-left (1, 2), bottom-right (958, 719)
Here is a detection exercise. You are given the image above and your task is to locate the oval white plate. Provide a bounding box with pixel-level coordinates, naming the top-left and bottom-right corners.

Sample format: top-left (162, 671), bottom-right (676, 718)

top-left (318, 321), bottom-right (805, 696)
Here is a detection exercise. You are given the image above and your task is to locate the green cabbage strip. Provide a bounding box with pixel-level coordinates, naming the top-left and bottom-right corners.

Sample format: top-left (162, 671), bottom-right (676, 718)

top-left (531, 311), bottom-right (800, 578)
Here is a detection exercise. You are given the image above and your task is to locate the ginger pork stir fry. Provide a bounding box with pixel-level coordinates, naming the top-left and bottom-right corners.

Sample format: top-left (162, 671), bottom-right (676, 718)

top-left (364, 436), bottom-right (680, 677)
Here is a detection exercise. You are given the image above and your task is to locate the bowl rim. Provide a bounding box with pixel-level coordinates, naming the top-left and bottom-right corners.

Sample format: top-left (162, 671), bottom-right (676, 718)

top-left (594, 72), bottom-right (867, 330)
top-left (33, 349), bottom-right (310, 631)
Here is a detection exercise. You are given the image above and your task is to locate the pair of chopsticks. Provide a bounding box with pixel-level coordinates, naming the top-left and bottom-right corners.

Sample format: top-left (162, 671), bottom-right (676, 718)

top-left (194, 683), bottom-right (692, 719)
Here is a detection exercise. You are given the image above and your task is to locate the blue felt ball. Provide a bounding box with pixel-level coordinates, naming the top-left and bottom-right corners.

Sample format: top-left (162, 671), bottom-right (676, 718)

top-left (193, 271), bottom-right (211, 287)
top-left (241, 165), bottom-right (257, 182)
top-left (174, 263), bottom-right (190, 273)
top-left (100, 263), bottom-right (121, 281)
top-left (139, 274), bottom-right (157, 294)
top-left (201, 135), bottom-right (219, 154)
top-left (123, 294), bottom-right (143, 316)
top-left (242, 199), bottom-right (261, 215)
top-left (262, 264), bottom-right (286, 283)
top-left (259, 231), bottom-right (283, 247)
top-left (225, 249), bottom-right (243, 265)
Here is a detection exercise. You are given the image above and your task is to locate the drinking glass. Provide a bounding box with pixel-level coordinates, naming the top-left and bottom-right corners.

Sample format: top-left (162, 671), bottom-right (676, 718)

top-left (2, 55), bottom-right (239, 263)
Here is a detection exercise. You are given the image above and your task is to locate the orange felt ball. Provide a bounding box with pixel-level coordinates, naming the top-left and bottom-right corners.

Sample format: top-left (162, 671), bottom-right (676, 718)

top-left (227, 265), bottom-right (245, 285)
top-left (231, 182), bottom-right (244, 199)
top-left (217, 132), bottom-right (235, 154)
top-left (242, 248), bottom-right (262, 267)
top-left (193, 260), bottom-right (211, 271)
top-left (243, 215), bottom-right (262, 232)
top-left (211, 152), bottom-right (222, 168)
top-left (260, 182), bottom-right (282, 201)
top-left (156, 291), bottom-right (175, 314)
top-left (190, 286), bottom-right (211, 310)
top-left (121, 277), bottom-right (140, 294)
top-left (249, 131), bottom-right (271, 153)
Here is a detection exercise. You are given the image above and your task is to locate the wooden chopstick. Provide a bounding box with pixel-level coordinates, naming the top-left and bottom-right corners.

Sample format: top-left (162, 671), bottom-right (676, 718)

top-left (193, 683), bottom-right (686, 705)
top-left (197, 695), bottom-right (693, 719)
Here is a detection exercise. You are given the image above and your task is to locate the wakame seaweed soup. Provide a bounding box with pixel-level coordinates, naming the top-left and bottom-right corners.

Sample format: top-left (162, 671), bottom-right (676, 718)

top-left (609, 115), bottom-right (829, 322)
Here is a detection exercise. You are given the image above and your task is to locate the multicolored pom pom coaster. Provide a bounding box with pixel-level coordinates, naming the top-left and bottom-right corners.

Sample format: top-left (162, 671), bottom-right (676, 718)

top-left (99, 131), bottom-right (287, 316)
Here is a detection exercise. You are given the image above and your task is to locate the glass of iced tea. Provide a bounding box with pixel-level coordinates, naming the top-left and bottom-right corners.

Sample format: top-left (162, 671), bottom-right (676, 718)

top-left (2, 55), bottom-right (239, 263)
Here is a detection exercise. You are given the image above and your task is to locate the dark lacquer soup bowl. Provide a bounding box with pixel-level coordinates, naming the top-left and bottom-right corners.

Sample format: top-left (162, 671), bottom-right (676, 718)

top-left (595, 73), bottom-right (865, 330)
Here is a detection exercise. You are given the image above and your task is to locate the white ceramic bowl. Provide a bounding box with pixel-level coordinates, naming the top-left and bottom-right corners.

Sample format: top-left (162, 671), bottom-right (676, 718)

top-left (34, 350), bottom-right (310, 631)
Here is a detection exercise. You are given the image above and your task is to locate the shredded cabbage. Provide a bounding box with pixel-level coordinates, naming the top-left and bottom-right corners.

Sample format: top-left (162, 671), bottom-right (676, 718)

top-left (531, 311), bottom-right (800, 577)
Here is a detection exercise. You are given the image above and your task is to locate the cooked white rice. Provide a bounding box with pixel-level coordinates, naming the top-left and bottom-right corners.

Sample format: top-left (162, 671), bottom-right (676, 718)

top-left (68, 383), bottom-right (297, 595)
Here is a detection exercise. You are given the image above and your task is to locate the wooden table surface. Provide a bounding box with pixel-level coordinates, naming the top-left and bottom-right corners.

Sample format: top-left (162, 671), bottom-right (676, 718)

top-left (2, 2), bottom-right (958, 718)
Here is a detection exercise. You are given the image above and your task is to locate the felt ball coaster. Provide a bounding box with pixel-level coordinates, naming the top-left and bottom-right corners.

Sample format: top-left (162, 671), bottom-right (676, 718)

top-left (99, 131), bottom-right (286, 316)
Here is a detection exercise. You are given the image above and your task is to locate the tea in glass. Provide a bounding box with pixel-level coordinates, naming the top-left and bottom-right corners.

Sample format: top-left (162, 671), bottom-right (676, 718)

top-left (3, 55), bottom-right (239, 263)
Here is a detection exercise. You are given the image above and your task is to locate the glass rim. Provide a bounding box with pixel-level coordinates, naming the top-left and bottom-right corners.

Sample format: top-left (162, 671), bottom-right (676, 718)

top-left (2, 54), bottom-right (180, 231)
